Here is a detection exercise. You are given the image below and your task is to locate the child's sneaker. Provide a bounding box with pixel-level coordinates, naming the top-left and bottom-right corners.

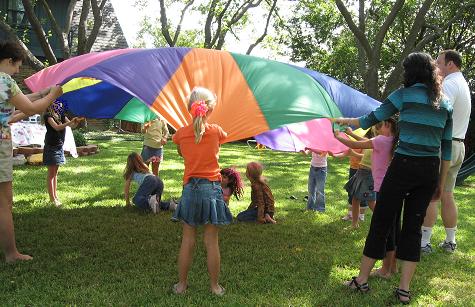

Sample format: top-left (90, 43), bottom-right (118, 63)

top-left (421, 243), bottom-right (433, 254)
top-left (439, 241), bottom-right (457, 253)
top-left (358, 214), bottom-right (365, 221)
top-left (149, 195), bottom-right (159, 214)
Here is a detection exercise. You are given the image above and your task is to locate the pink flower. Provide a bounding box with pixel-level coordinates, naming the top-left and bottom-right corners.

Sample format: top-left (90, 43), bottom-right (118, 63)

top-left (190, 100), bottom-right (208, 118)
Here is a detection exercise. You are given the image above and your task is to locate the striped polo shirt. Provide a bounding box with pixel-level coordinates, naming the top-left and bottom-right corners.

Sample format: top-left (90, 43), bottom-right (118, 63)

top-left (359, 83), bottom-right (453, 161)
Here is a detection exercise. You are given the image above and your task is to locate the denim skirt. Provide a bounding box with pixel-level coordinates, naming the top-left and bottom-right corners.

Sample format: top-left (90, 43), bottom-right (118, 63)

top-left (43, 144), bottom-right (65, 166)
top-left (345, 168), bottom-right (376, 202)
top-left (172, 178), bottom-right (233, 226)
top-left (141, 145), bottom-right (163, 162)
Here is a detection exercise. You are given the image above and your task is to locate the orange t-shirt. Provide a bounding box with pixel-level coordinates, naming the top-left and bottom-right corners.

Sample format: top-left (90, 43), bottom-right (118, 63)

top-left (173, 123), bottom-right (227, 185)
top-left (349, 148), bottom-right (363, 169)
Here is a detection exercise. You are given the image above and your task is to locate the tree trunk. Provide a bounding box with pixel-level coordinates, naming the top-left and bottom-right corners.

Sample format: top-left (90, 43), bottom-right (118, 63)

top-left (22, 0), bottom-right (57, 64)
top-left (0, 21), bottom-right (45, 71)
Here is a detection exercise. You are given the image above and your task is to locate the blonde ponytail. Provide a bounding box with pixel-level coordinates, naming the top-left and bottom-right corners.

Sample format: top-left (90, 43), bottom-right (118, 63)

top-left (188, 87), bottom-right (217, 144)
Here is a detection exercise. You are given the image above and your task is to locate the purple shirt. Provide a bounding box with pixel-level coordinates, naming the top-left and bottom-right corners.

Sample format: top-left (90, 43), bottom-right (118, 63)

top-left (371, 135), bottom-right (394, 192)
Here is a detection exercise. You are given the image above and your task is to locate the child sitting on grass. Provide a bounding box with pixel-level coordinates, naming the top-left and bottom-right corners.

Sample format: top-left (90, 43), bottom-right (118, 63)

top-left (220, 167), bottom-right (244, 205)
top-left (237, 162), bottom-right (276, 224)
top-left (123, 152), bottom-right (176, 213)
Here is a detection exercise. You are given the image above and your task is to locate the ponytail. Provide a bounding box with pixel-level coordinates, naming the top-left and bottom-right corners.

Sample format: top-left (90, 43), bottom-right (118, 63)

top-left (188, 87), bottom-right (217, 144)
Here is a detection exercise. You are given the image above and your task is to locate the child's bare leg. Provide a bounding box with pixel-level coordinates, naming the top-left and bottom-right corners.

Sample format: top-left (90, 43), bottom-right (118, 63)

top-left (351, 198), bottom-right (360, 228)
top-left (368, 200), bottom-right (376, 211)
top-left (0, 182), bottom-right (32, 263)
top-left (176, 223), bottom-right (197, 293)
top-left (265, 213), bottom-right (277, 224)
top-left (46, 165), bottom-right (57, 202)
top-left (152, 161), bottom-right (160, 176)
top-left (204, 224), bottom-right (223, 294)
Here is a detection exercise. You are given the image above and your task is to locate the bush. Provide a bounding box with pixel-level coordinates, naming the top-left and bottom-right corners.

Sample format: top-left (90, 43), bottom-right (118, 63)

top-left (73, 130), bottom-right (87, 147)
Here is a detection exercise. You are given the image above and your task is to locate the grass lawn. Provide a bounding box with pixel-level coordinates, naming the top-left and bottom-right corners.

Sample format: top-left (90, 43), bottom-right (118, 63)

top-left (2, 136), bottom-right (474, 306)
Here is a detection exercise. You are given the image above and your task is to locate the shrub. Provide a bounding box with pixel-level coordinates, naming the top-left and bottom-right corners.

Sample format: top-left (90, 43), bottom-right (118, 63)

top-left (73, 130), bottom-right (87, 147)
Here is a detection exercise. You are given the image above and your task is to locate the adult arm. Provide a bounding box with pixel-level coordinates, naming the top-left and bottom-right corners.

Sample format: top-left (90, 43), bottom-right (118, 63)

top-left (25, 87), bottom-right (52, 102)
top-left (10, 85), bottom-right (62, 116)
top-left (333, 93), bottom-right (401, 129)
top-left (8, 111), bottom-right (29, 124)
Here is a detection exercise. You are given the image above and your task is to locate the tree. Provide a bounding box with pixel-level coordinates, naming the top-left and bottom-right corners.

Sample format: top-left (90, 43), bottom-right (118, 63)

top-left (281, 0), bottom-right (475, 99)
top-left (1, 0), bottom-right (109, 70)
top-left (135, 0), bottom-right (278, 54)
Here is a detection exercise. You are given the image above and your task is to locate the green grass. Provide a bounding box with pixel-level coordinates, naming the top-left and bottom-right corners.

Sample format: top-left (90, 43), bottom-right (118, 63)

top-left (2, 139), bottom-right (474, 306)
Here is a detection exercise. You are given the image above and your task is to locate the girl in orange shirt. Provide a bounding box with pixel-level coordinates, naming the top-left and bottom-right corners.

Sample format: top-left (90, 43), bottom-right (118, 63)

top-left (171, 87), bottom-right (232, 296)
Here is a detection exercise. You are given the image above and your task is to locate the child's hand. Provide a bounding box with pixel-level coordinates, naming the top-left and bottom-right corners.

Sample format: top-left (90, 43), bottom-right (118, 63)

top-left (334, 130), bottom-right (342, 138)
top-left (345, 127), bottom-right (353, 134)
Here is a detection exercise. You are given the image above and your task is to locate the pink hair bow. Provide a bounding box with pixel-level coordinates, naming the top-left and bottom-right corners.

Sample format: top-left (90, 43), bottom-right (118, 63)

top-left (190, 100), bottom-right (208, 118)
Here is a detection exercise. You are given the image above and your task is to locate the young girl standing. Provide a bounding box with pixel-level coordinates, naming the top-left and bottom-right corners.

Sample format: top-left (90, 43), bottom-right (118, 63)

top-left (220, 167), bottom-right (244, 205)
top-left (141, 116), bottom-right (169, 176)
top-left (123, 152), bottom-right (173, 213)
top-left (43, 101), bottom-right (82, 207)
top-left (237, 162), bottom-right (276, 224)
top-left (335, 120), bottom-right (398, 228)
top-left (172, 87), bottom-right (232, 295)
top-left (301, 148), bottom-right (327, 212)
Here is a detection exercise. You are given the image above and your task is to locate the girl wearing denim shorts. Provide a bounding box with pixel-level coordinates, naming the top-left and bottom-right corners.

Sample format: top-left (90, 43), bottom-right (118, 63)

top-left (171, 87), bottom-right (232, 296)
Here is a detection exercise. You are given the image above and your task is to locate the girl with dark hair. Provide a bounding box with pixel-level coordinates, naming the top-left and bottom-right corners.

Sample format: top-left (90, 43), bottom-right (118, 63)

top-left (0, 40), bottom-right (62, 262)
top-left (220, 167), bottom-right (244, 204)
top-left (333, 52), bottom-right (452, 304)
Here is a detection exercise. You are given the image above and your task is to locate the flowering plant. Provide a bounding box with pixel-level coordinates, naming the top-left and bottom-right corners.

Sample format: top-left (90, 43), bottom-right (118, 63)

top-left (190, 100), bottom-right (208, 118)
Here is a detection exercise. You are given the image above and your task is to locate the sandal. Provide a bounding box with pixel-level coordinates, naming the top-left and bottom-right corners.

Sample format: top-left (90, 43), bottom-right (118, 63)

top-left (172, 283), bottom-right (186, 295)
top-left (211, 284), bottom-right (226, 296)
top-left (345, 276), bottom-right (370, 293)
top-left (394, 288), bottom-right (411, 305)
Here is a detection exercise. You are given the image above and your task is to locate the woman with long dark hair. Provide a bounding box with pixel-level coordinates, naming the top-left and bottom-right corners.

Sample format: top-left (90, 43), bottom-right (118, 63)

top-left (333, 52), bottom-right (452, 304)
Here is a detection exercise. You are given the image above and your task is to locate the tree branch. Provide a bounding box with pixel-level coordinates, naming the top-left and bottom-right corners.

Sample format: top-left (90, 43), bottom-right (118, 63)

top-left (21, 0), bottom-right (57, 64)
top-left (85, 0), bottom-right (105, 52)
top-left (204, 0), bottom-right (219, 47)
top-left (0, 20), bottom-right (44, 70)
top-left (172, 0), bottom-right (195, 45)
top-left (39, 0), bottom-right (70, 59)
top-left (77, 0), bottom-right (91, 54)
top-left (374, 0), bottom-right (405, 53)
top-left (246, 0), bottom-right (277, 54)
top-left (334, 0), bottom-right (372, 57)
top-left (159, 0), bottom-right (174, 46)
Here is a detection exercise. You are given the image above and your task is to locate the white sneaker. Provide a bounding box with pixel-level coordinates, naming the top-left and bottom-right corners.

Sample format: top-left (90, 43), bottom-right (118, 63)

top-left (359, 214), bottom-right (365, 221)
top-left (149, 195), bottom-right (159, 214)
top-left (439, 241), bottom-right (457, 253)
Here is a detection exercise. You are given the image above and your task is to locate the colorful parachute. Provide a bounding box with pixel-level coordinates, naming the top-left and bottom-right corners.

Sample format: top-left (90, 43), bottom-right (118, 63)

top-left (25, 48), bottom-right (380, 151)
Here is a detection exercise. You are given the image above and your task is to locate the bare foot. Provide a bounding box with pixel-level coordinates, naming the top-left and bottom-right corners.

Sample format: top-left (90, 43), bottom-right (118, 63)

top-left (172, 283), bottom-right (187, 294)
top-left (5, 252), bottom-right (33, 263)
top-left (211, 284), bottom-right (225, 296)
top-left (265, 214), bottom-right (277, 224)
top-left (351, 222), bottom-right (360, 229)
top-left (370, 268), bottom-right (392, 279)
